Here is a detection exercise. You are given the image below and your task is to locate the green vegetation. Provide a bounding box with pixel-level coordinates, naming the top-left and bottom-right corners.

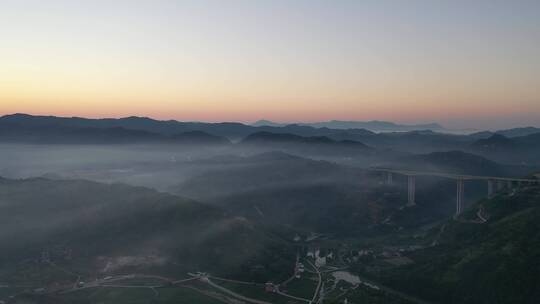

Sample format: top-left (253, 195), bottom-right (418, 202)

top-left (17, 286), bottom-right (226, 304)
top-left (376, 185), bottom-right (540, 304)
top-left (325, 286), bottom-right (413, 304)
top-left (0, 177), bottom-right (295, 303)
top-left (282, 276), bottom-right (317, 299)
top-left (1, 126), bottom-right (539, 304)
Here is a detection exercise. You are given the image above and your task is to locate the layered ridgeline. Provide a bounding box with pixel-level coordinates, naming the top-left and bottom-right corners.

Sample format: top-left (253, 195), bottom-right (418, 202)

top-left (0, 113), bottom-right (376, 142)
top-left (252, 119), bottom-right (446, 132)
top-left (173, 152), bottom-right (514, 235)
top-left (387, 150), bottom-right (533, 177)
top-left (239, 131), bottom-right (375, 158)
top-left (470, 133), bottom-right (540, 165)
top-left (172, 152), bottom-right (408, 235)
top-left (376, 181), bottom-right (540, 304)
top-left (0, 122), bottom-right (230, 145)
top-left (0, 177), bottom-right (294, 285)
top-left (2, 114), bottom-right (540, 165)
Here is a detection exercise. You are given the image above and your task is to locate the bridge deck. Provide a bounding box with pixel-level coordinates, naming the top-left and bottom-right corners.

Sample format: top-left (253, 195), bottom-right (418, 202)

top-left (369, 168), bottom-right (539, 182)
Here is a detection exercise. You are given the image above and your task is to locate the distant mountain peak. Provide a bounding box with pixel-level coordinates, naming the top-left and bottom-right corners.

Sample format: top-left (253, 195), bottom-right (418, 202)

top-left (472, 133), bottom-right (516, 150)
top-left (241, 131), bottom-right (368, 148)
top-left (299, 120), bottom-right (445, 132)
top-left (251, 119), bottom-right (446, 132)
top-left (252, 119), bottom-right (286, 127)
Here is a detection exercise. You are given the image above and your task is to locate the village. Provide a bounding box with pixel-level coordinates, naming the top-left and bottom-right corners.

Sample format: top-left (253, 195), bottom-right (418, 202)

top-left (0, 229), bottom-right (431, 304)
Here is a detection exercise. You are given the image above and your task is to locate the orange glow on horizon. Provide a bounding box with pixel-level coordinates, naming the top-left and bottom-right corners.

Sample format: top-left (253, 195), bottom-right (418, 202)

top-left (1, 1), bottom-right (539, 129)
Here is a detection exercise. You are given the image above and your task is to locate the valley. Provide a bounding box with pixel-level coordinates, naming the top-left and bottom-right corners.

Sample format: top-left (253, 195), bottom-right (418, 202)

top-left (3, 2), bottom-right (540, 302)
top-left (0, 114), bottom-right (539, 304)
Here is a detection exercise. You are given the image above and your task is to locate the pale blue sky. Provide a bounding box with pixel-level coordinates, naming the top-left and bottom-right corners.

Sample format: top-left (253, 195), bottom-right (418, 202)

top-left (1, 0), bottom-right (539, 129)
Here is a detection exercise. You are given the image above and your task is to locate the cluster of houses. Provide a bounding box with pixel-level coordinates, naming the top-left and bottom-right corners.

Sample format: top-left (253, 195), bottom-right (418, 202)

top-left (264, 282), bottom-right (278, 293)
top-left (295, 261), bottom-right (305, 278)
top-left (307, 248), bottom-right (334, 268)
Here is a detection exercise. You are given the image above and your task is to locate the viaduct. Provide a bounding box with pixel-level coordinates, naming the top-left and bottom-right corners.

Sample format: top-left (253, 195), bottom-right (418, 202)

top-left (369, 168), bottom-right (539, 216)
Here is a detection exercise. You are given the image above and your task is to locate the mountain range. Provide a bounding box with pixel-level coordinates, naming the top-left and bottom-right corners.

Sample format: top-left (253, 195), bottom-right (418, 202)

top-left (253, 119), bottom-right (447, 132)
top-left (2, 113), bottom-right (538, 141)
top-left (0, 177), bottom-right (294, 282)
top-left (2, 113), bottom-right (540, 303)
top-left (2, 114), bottom-right (540, 166)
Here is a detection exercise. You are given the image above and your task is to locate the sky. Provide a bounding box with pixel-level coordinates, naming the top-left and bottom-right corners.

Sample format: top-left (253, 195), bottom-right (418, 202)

top-left (1, 0), bottom-right (539, 130)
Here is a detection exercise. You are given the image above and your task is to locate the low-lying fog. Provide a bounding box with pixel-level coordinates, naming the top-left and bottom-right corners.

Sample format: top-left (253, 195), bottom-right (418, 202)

top-left (0, 142), bottom-right (385, 190)
top-left (0, 143), bottom-right (242, 191)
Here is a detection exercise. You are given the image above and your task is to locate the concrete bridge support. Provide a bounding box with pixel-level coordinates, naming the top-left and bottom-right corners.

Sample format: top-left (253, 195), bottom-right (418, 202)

top-left (456, 179), bottom-right (464, 216)
top-left (487, 180), bottom-right (495, 198)
top-left (370, 168), bottom-right (539, 218)
top-left (386, 172), bottom-right (393, 185)
top-left (407, 176), bottom-right (416, 206)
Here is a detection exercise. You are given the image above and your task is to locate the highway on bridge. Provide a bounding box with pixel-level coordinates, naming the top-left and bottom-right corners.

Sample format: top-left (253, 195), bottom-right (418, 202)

top-left (368, 167), bottom-right (539, 216)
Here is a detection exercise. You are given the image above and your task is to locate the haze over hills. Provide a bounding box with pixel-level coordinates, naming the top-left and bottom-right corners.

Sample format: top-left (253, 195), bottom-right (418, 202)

top-left (4, 113), bottom-right (537, 140)
top-left (2, 1), bottom-right (540, 302)
top-left (375, 183), bottom-right (540, 304)
top-left (2, 154), bottom-right (527, 304)
top-left (1, 113), bottom-right (537, 140)
top-left (0, 113), bottom-right (379, 141)
top-left (2, 113), bottom-right (540, 169)
top-left (1, 113), bottom-right (538, 156)
top-left (1, 113), bottom-right (540, 304)
top-left (0, 178), bottom-right (293, 281)
top-left (0, 123), bottom-right (231, 145)
top-left (470, 127), bottom-right (540, 138)
top-left (390, 151), bottom-right (510, 176)
top-left (254, 119), bottom-right (447, 133)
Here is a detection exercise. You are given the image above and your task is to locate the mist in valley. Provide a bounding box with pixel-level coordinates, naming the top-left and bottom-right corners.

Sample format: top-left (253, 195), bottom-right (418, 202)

top-left (1, 115), bottom-right (539, 304)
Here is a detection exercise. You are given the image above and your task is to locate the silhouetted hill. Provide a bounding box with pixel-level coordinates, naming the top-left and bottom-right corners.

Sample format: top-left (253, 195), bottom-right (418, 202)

top-left (513, 132), bottom-right (540, 147)
top-left (469, 127), bottom-right (540, 139)
top-left (466, 130), bottom-right (494, 139)
top-left (238, 131), bottom-right (374, 159)
top-left (0, 113), bottom-right (374, 140)
top-left (4, 114), bottom-right (539, 165)
top-left (347, 130), bottom-right (471, 153)
top-left (471, 134), bottom-right (516, 151)
top-left (0, 113), bottom-right (243, 139)
top-left (0, 123), bottom-right (160, 143)
top-left (396, 151), bottom-right (507, 176)
top-left (172, 151), bottom-right (357, 199)
top-left (252, 119), bottom-right (447, 132)
top-left (0, 113), bottom-right (475, 154)
top-left (0, 121), bottom-right (230, 144)
top-left (0, 177), bottom-right (293, 281)
top-left (496, 126), bottom-right (540, 137)
top-left (388, 150), bottom-right (537, 179)
top-left (468, 133), bottom-right (540, 165)
top-left (243, 131), bottom-right (331, 144)
top-left (242, 131), bottom-right (369, 147)
top-left (252, 119), bottom-right (286, 127)
top-left (302, 120), bottom-right (446, 132)
top-left (172, 151), bottom-right (475, 234)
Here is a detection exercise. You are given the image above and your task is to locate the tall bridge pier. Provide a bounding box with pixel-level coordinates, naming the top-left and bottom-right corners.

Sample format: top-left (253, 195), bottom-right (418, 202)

top-left (497, 180), bottom-right (504, 191)
top-left (407, 176), bottom-right (416, 206)
top-left (456, 179), bottom-right (464, 216)
top-left (487, 180), bottom-right (495, 198)
top-left (386, 172), bottom-right (393, 185)
top-left (371, 168), bottom-right (538, 217)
